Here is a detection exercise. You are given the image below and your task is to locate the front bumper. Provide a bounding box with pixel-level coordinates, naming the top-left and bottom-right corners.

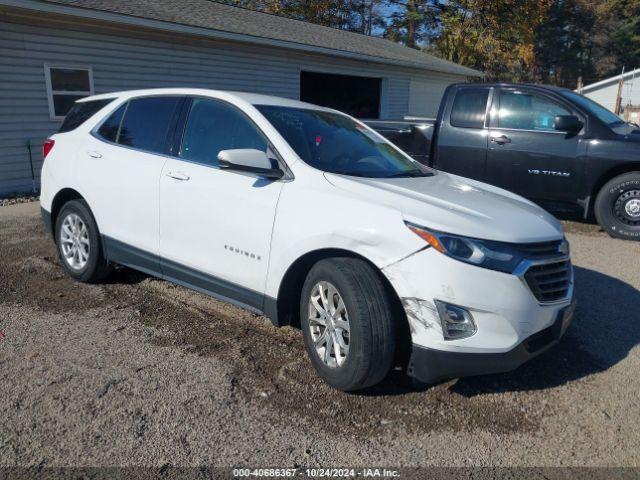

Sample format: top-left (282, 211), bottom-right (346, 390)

top-left (381, 246), bottom-right (574, 382)
top-left (409, 301), bottom-right (574, 383)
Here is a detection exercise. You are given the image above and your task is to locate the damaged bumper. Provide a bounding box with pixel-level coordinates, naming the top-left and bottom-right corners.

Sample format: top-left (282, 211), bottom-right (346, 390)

top-left (409, 302), bottom-right (574, 383)
top-left (382, 247), bottom-right (574, 383)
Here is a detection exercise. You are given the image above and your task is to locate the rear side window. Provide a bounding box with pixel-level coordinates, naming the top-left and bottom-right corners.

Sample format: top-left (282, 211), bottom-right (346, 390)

top-left (117, 96), bottom-right (182, 154)
top-left (450, 89), bottom-right (489, 129)
top-left (97, 103), bottom-right (127, 143)
top-left (59, 99), bottom-right (113, 133)
top-left (181, 98), bottom-right (268, 167)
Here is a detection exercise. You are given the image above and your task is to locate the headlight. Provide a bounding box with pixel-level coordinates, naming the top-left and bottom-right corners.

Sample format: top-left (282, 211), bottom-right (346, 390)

top-left (405, 222), bottom-right (524, 273)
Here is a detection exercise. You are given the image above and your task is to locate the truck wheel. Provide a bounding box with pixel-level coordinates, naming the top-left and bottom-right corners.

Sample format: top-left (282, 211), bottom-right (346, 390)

top-left (594, 172), bottom-right (640, 241)
top-left (55, 200), bottom-right (112, 282)
top-left (300, 257), bottom-right (395, 391)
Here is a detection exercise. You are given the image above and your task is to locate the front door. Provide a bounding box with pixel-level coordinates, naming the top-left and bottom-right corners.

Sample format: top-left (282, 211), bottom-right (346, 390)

top-left (159, 97), bottom-right (285, 311)
top-left (486, 88), bottom-right (582, 204)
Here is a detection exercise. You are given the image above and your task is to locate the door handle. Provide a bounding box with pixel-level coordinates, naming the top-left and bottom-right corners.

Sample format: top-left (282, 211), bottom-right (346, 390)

top-left (86, 150), bottom-right (102, 158)
top-left (166, 171), bottom-right (190, 181)
top-left (490, 135), bottom-right (511, 145)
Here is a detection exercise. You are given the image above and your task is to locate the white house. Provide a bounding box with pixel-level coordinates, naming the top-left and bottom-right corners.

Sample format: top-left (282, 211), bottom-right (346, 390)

top-left (0, 0), bottom-right (481, 195)
top-left (579, 68), bottom-right (640, 115)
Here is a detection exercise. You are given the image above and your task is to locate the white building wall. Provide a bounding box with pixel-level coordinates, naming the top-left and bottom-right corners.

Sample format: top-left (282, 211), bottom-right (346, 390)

top-left (581, 71), bottom-right (640, 113)
top-left (408, 75), bottom-right (461, 118)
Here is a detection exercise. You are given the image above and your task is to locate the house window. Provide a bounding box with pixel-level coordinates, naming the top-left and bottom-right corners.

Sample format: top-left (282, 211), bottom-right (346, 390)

top-left (44, 65), bottom-right (94, 120)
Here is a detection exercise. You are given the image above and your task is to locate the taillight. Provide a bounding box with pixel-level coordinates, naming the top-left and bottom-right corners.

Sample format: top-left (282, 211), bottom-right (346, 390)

top-left (43, 139), bottom-right (55, 159)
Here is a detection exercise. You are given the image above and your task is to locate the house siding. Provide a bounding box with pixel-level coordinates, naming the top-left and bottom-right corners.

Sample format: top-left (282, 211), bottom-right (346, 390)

top-left (583, 80), bottom-right (640, 114)
top-left (0, 12), bottom-right (468, 194)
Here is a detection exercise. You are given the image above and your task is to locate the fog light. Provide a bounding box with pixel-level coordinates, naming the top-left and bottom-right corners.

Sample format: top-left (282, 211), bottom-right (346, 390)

top-left (434, 300), bottom-right (477, 340)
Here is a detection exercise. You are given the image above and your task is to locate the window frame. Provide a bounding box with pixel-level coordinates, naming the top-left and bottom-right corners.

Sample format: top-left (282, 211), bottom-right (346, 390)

top-left (92, 95), bottom-right (186, 157)
top-left (175, 96), bottom-right (290, 176)
top-left (44, 64), bottom-right (94, 120)
top-left (94, 101), bottom-right (129, 144)
top-left (449, 86), bottom-right (492, 129)
top-left (90, 94), bottom-right (292, 179)
top-left (492, 87), bottom-right (583, 134)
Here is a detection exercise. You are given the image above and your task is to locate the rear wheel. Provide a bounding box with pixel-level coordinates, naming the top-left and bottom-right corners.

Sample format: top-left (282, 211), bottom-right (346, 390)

top-left (55, 200), bottom-right (112, 282)
top-left (594, 172), bottom-right (640, 241)
top-left (300, 258), bottom-right (395, 391)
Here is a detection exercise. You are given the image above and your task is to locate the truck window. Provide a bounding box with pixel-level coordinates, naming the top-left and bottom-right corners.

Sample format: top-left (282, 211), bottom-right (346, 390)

top-left (498, 91), bottom-right (570, 131)
top-left (450, 89), bottom-right (489, 129)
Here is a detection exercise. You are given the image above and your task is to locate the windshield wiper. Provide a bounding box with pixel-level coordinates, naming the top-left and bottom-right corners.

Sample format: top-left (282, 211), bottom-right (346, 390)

top-left (385, 169), bottom-right (429, 178)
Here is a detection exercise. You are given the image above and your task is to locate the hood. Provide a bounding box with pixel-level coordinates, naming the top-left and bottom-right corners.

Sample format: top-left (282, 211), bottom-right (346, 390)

top-left (611, 122), bottom-right (640, 137)
top-left (324, 171), bottom-right (563, 243)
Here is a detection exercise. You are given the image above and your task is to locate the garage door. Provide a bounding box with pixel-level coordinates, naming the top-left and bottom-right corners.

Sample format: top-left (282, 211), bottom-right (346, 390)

top-left (300, 71), bottom-right (381, 118)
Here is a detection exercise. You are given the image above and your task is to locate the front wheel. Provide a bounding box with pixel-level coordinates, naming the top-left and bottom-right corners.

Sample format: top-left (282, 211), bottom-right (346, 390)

top-left (594, 172), bottom-right (640, 241)
top-left (300, 258), bottom-right (395, 391)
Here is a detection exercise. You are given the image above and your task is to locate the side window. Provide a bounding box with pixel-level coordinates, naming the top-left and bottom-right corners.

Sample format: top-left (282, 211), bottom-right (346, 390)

top-left (450, 88), bottom-right (489, 129)
top-left (181, 98), bottom-right (268, 167)
top-left (96, 103), bottom-right (127, 143)
top-left (59, 98), bottom-right (113, 133)
top-left (498, 91), bottom-right (570, 131)
top-left (117, 96), bottom-right (182, 154)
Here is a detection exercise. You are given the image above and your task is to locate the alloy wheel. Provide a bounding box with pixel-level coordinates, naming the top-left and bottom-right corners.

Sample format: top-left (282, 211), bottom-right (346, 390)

top-left (307, 281), bottom-right (350, 368)
top-left (59, 213), bottom-right (90, 270)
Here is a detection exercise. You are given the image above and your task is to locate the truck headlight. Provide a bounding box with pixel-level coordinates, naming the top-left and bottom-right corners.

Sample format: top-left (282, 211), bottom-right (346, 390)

top-left (405, 222), bottom-right (524, 274)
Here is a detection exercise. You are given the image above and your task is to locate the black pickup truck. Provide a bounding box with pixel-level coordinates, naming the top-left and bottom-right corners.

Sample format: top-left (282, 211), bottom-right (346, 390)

top-left (366, 83), bottom-right (640, 240)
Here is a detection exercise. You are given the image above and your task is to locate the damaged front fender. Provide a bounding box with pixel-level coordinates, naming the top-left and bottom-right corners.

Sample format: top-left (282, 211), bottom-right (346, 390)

top-left (400, 296), bottom-right (442, 337)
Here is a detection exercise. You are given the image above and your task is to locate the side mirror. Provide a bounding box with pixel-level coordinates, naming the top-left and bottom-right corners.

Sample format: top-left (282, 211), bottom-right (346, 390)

top-left (554, 115), bottom-right (583, 133)
top-left (218, 149), bottom-right (284, 179)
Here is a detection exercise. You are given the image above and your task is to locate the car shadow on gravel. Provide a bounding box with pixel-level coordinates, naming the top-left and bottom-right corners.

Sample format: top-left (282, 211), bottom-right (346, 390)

top-left (451, 265), bottom-right (640, 396)
top-left (103, 265), bottom-right (149, 285)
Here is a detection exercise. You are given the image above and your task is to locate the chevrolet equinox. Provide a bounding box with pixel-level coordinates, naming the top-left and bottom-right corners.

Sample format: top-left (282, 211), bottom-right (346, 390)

top-left (40, 89), bottom-right (575, 391)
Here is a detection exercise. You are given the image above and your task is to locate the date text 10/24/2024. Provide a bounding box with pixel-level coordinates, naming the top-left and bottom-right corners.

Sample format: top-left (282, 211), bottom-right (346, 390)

top-left (232, 468), bottom-right (401, 478)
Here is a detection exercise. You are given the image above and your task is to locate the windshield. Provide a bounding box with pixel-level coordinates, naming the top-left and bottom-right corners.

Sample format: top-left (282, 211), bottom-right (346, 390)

top-left (561, 91), bottom-right (624, 126)
top-left (256, 105), bottom-right (433, 178)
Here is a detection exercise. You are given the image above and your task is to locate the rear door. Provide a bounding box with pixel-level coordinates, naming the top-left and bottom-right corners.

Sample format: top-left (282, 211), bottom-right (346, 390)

top-left (486, 88), bottom-right (582, 203)
top-left (433, 86), bottom-right (491, 180)
top-left (80, 95), bottom-right (183, 271)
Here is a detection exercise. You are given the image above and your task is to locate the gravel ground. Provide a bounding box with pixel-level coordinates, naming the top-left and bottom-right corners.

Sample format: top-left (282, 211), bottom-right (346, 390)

top-left (0, 193), bottom-right (39, 207)
top-left (0, 202), bottom-right (639, 468)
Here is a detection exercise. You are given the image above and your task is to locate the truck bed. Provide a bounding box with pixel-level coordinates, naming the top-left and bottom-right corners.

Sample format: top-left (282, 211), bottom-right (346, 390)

top-left (363, 119), bottom-right (435, 165)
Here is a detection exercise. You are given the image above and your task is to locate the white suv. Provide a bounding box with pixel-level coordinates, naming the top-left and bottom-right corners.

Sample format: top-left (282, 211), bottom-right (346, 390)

top-left (40, 88), bottom-right (575, 391)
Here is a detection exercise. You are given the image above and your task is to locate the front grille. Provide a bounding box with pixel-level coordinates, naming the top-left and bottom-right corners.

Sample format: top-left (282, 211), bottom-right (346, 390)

top-left (515, 240), bottom-right (563, 258)
top-left (523, 259), bottom-right (572, 303)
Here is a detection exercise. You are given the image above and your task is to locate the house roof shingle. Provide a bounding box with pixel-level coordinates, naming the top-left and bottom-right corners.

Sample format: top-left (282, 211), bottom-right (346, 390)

top-left (37, 0), bottom-right (481, 77)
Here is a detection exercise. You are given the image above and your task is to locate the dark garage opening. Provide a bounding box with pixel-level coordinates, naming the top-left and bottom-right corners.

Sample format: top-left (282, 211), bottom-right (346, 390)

top-left (300, 71), bottom-right (381, 118)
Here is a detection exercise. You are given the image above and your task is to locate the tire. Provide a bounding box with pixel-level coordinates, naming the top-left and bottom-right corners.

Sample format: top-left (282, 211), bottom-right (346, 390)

top-left (55, 199), bottom-right (112, 282)
top-left (300, 257), bottom-right (395, 391)
top-left (594, 172), bottom-right (640, 241)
